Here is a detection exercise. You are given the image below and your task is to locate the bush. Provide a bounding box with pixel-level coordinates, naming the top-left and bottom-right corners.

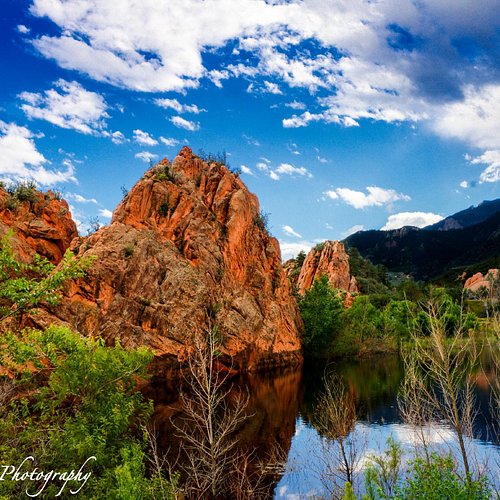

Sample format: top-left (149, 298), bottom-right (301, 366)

top-left (0, 326), bottom-right (177, 498)
top-left (6, 180), bottom-right (38, 203)
top-left (253, 210), bottom-right (270, 232)
top-left (397, 453), bottom-right (490, 499)
top-left (299, 275), bottom-right (343, 354)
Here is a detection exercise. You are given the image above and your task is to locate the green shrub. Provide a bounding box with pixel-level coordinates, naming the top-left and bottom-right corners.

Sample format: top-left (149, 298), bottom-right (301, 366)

top-left (397, 453), bottom-right (490, 499)
top-left (7, 180), bottom-right (38, 203)
top-left (0, 326), bottom-right (177, 498)
top-left (299, 275), bottom-right (343, 354)
top-left (253, 210), bottom-right (270, 232)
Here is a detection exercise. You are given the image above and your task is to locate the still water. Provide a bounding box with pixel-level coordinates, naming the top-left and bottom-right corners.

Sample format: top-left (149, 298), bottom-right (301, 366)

top-left (150, 352), bottom-right (500, 498)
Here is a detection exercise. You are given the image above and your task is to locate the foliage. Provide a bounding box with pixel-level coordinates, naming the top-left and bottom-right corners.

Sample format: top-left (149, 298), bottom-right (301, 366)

top-left (158, 197), bottom-right (170, 216)
top-left (0, 231), bottom-right (94, 321)
top-left (348, 247), bottom-right (390, 295)
top-left (299, 275), bottom-right (344, 354)
top-left (253, 210), bottom-right (270, 232)
top-left (88, 215), bottom-right (101, 234)
top-left (6, 180), bottom-right (38, 203)
top-left (0, 326), bottom-right (177, 498)
top-left (396, 453), bottom-right (490, 499)
top-left (156, 163), bottom-right (174, 182)
top-left (364, 436), bottom-right (403, 499)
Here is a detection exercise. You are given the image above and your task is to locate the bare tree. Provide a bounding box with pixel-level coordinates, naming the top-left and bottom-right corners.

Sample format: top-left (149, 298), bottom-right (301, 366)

top-left (171, 325), bottom-right (250, 499)
top-left (398, 297), bottom-right (481, 487)
top-left (311, 374), bottom-right (364, 497)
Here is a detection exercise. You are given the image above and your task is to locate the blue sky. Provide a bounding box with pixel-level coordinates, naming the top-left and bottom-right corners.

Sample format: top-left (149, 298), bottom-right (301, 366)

top-left (1, 0), bottom-right (499, 259)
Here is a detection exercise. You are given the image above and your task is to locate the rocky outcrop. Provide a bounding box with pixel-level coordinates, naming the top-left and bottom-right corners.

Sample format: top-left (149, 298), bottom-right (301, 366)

top-left (285, 241), bottom-right (358, 303)
top-left (52, 147), bottom-right (302, 373)
top-left (464, 269), bottom-right (499, 292)
top-left (0, 185), bottom-right (77, 263)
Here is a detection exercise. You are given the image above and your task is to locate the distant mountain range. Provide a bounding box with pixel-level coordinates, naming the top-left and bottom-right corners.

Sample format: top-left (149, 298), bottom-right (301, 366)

top-left (344, 199), bottom-right (500, 281)
top-left (424, 199), bottom-right (500, 231)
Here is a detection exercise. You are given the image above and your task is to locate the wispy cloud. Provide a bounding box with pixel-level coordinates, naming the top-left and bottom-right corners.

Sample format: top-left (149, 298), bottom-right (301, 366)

top-left (170, 116), bottom-right (199, 131)
top-left (467, 150), bottom-right (500, 183)
top-left (282, 225), bottom-right (302, 238)
top-left (154, 98), bottom-right (205, 114)
top-left (342, 224), bottom-right (364, 238)
top-left (159, 136), bottom-right (179, 147)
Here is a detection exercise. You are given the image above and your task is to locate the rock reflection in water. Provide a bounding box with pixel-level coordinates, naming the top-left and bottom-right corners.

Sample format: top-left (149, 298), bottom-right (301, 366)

top-left (148, 366), bottom-right (301, 498)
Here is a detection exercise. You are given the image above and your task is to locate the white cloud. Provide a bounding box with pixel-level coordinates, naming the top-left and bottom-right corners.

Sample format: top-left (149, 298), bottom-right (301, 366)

top-left (240, 164), bottom-right (254, 176)
top-left (26, 0), bottom-right (500, 169)
top-left (108, 130), bottom-right (127, 144)
top-left (170, 116), bottom-right (199, 131)
top-left (263, 81), bottom-right (283, 95)
top-left (325, 186), bottom-right (410, 209)
top-left (19, 79), bottom-right (109, 135)
top-left (154, 98), bottom-right (204, 114)
top-left (66, 193), bottom-right (98, 204)
top-left (133, 129), bottom-right (158, 146)
top-left (342, 224), bottom-right (364, 238)
top-left (0, 121), bottom-right (76, 186)
top-left (279, 240), bottom-right (315, 261)
top-left (98, 208), bottom-right (113, 218)
top-left (274, 163), bottom-right (312, 179)
top-left (285, 101), bottom-right (306, 110)
top-left (160, 136), bottom-right (179, 147)
top-left (17, 24), bottom-right (30, 34)
top-left (381, 211), bottom-right (443, 230)
top-left (432, 85), bottom-right (500, 151)
top-left (467, 150), bottom-right (500, 183)
top-left (460, 180), bottom-right (468, 188)
top-left (282, 225), bottom-right (302, 238)
top-left (135, 151), bottom-right (158, 163)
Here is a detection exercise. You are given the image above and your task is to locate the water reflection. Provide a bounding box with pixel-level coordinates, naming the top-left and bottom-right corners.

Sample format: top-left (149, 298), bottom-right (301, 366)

top-left (147, 351), bottom-right (499, 498)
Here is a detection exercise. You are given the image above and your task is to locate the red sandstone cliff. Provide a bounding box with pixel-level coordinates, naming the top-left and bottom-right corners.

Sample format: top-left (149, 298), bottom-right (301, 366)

top-left (0, 185), bottom-right (77, 263)
top-left (285, 241), bottom-right (358, 303)
top-left (464, 269), bottom-right (499, 292)
top-left (50, 148), bottom-right (302, 372)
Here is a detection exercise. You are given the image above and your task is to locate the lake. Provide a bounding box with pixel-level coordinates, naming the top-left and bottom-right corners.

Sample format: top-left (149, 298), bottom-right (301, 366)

top-left (149, 350), bottom-right (500, 498)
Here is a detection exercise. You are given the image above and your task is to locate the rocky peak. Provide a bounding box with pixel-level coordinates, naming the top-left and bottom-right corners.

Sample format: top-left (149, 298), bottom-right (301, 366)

top-left (52, 148), bottom-right (302, 373)
top-left (0, 183), bottom-right (77, 263)
top-left (285, 241), bottom-right (358, 302)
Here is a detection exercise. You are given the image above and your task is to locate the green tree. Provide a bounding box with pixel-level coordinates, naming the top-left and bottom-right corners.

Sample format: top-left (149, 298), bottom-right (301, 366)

top-left (0, 231), bottom-right (94, 322)
top-left (299, 274), bottom-right (343, 354)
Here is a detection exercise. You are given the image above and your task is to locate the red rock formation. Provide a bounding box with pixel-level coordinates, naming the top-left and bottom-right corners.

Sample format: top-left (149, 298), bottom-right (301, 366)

top-left (285, 241), bottom-right (358, 304)
top-left (464, 269), bottom-right (499, 292)
top-left (53, 148), bottom-right (302, 373)
top-left (0, 185), bottom-right (77, 263)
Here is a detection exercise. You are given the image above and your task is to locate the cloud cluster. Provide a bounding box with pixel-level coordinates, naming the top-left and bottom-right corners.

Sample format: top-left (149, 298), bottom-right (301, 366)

top-left (381, 211), bottom-right (443, 230)
top-left (256, 160), bottom-right (312, 181)
top-left (325, 186), bottom-right (410, 209)
top-left (0, 121), bottom-right (76, 185)
top-left (26, 0), bottom-right (500, 181)
top-left (19, 79), bottom-right (109, 135)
